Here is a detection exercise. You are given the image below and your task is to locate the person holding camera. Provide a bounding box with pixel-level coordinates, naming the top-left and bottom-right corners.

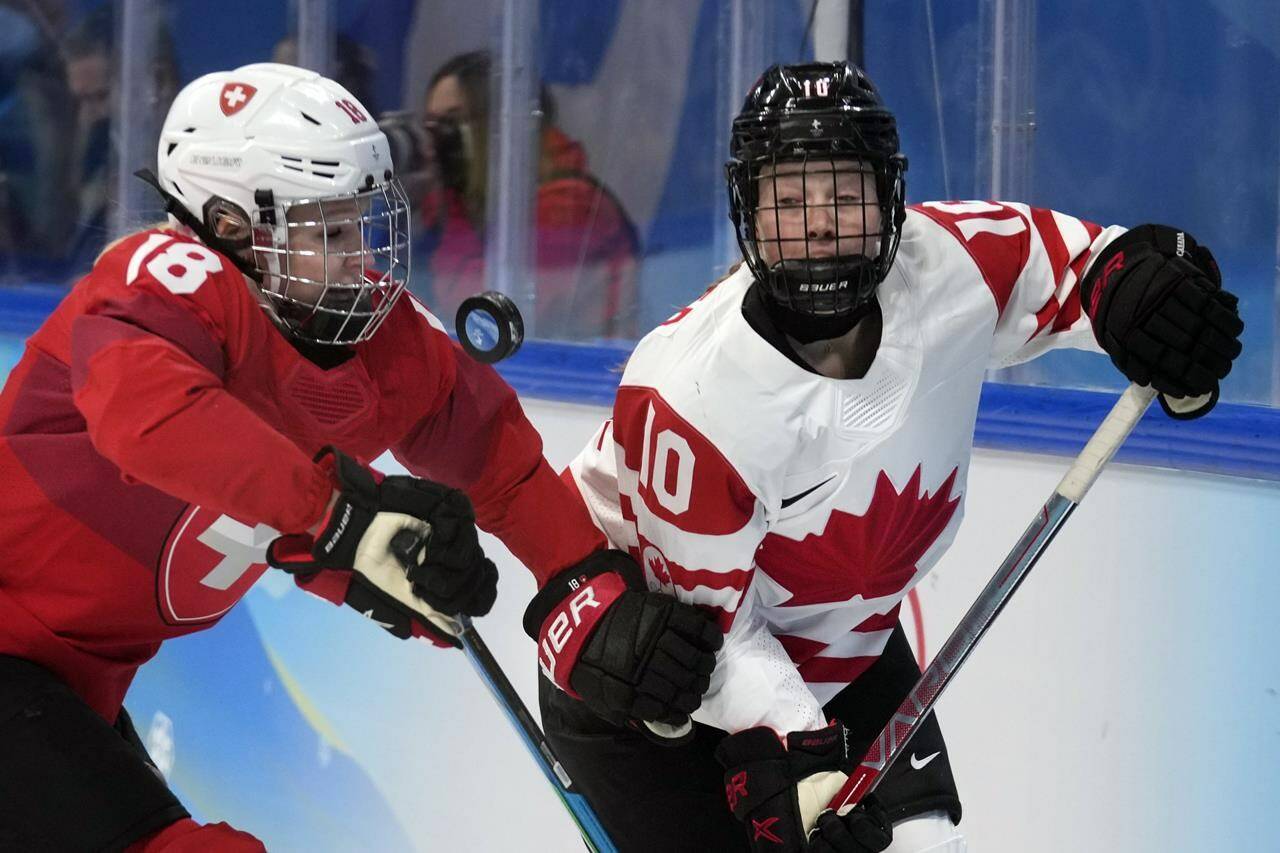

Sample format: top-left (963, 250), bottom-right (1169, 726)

top-left (405, 51), bottom-right (641, 341)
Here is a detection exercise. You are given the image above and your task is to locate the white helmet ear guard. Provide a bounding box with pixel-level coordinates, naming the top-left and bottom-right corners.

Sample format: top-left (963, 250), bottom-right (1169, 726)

top-left (146, 62), bottom-right (411, 346)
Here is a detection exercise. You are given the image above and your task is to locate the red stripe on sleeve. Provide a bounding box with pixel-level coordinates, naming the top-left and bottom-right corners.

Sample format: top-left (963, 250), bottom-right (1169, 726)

top-left (776, 606), bottom-right (901, 668)
top-left (1031, 207), bottom-right (1071, 284)
top-left (703, 604), bottom-right (734, 633)
top-left (1028, 296), bottom-right (1061, 341)
top-left (670, 564), bottom-right (754, 593)
top-left (854, 606), bottom-right (902, 633)
top-left (911, 203), bottom-right (1031, 320)
top-left (776, 633), bottom-right (827, 666)
top-left (1052, 234), bottom-right (1100, 333)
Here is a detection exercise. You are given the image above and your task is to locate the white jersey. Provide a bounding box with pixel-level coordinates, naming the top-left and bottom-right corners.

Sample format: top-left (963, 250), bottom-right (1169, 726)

top-left (566, 201), bottom-right (1124, 735)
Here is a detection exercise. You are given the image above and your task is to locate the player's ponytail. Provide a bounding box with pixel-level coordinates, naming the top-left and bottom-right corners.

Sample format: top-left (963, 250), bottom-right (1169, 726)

top-left (94, 222), bottom-right (179, 265)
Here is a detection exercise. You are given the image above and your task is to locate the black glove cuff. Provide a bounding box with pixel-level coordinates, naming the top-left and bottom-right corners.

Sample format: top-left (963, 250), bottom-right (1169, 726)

top-left (314, 446), bottom-right (378, 500)
top-left (715, 727), bottom-right (787, 769)
top-left (304, 447), bottom-right (377, 568)
top-left (786, 723), bottom-right (853, 777)
top-left (522, 549), bottom-right (645, 639)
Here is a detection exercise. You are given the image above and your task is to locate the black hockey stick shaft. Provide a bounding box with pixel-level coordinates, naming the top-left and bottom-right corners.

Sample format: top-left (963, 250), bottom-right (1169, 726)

top-left (388, 529), bottom-right (616, 851)
top-left (827, 383), bottom-right (1157, 813)
top-left (454, 615), bottom-right (618, 853)
top-left (422, 314), bottom-right (613, 849)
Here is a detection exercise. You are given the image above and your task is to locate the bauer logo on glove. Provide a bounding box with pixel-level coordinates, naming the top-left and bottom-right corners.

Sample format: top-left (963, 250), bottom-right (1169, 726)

top-left (266, 446), bottom-right (499, 648)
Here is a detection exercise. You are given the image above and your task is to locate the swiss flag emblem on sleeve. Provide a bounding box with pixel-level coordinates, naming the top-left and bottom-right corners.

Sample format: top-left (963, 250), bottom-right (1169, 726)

top-left (219, 82), bottom-right (257, 116)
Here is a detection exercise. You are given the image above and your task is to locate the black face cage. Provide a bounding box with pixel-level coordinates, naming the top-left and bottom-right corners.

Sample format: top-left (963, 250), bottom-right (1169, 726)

top-left (727, 114), bottom-right (906, 318)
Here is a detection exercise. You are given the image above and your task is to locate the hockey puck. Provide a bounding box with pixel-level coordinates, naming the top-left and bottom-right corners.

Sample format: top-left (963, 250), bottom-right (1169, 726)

top-left (455, 291), bottom-right (524, 363)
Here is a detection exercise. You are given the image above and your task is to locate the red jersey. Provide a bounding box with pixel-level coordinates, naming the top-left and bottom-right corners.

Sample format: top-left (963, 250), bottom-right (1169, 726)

top-left (0, 228), bottom-right (605, 720)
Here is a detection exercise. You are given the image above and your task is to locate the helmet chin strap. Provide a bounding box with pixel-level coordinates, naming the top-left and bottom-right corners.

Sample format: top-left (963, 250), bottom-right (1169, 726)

top-left (134, 169), bottom-right (263, 283)
top-left (756, 253), bottom-right (880, 343)
top-left (758, 283), bottom-right (877, 343)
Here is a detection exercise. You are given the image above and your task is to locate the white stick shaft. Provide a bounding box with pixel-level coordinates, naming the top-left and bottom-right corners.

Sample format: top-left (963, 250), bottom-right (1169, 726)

top-left (1055, 384), bottom-right (1157, 502)
top-left (828, 383), bottom-right (1156, 814)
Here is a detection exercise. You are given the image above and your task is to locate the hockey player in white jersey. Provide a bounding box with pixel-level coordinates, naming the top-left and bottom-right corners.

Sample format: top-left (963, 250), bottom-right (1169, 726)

top-left (523, 62), bottom-right (1243, 852)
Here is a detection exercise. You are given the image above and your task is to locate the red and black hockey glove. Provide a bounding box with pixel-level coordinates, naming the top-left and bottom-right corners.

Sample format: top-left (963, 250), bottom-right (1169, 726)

top-left (522, 550), bottom-right (722, 744)
top-left (267, 447), bottom-right (498, 648)
top-left (714, 722), bottom-right (892, 853)
top-left (1081, 224), bottom-right (1243, 419)
top-left (805, 806), bottom-right (894, 853)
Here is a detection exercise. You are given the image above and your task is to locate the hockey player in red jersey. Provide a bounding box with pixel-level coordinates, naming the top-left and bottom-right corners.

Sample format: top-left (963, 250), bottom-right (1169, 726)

top-left (0, 62), bottom-right (719, 851)
top-left (533, 62), bottom-right (1245, 852)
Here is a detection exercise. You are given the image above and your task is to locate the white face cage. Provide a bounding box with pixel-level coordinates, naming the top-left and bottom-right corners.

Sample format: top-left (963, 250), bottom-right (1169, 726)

top-left (252, 177), bottom-right (411, 346)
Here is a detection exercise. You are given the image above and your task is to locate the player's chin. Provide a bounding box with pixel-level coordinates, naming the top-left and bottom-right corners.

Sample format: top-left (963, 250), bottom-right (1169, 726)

top-left (321, 290), bottom-right (374, 313)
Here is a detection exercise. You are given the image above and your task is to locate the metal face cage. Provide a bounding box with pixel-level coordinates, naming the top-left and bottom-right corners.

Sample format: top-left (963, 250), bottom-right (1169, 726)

top-left (252, 177), bottom-right (412, 346)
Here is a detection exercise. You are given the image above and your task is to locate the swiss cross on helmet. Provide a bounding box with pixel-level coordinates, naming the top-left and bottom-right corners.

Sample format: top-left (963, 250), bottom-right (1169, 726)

top-left (149, 62), bottom-right (410, 346)
top-left (727, 62), bottom-right (907, 337)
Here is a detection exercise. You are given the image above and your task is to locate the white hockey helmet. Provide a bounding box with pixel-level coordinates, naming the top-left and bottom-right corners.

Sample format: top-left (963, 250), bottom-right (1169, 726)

top-left (153, 62), bottom-right (410, 345)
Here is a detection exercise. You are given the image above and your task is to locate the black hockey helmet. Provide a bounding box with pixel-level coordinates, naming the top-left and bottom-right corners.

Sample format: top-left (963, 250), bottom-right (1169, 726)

top-left (727, 62), bottom-right (907, 336)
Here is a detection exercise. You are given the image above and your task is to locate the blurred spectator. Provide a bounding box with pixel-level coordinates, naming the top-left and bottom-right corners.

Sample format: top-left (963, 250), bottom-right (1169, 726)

top-left (61, 8), bottom-right (178, 275)
top-left (0, 0), bottom-right (75, 280)
top-left (62, 7), bottom-right (177, 274)
top-left (0, 3), bottom-right (178, 284)
top-left (418, 50), bottom-right (639, 341)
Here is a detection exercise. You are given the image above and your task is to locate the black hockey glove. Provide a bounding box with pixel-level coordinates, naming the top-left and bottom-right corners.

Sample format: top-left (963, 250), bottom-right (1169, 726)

top-left (523, 550), bottom-right (722, 744)
top-left (715, 722), bottom-right (891, 853)
top-left (805, 806), bottom-right (894, 853)
top-left (1081, 224), bottom-right (1243, 419)
top-left (267, 447), bottom-right (498, 647)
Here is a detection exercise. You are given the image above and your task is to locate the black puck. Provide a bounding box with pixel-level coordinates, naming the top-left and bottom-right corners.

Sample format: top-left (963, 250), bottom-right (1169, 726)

top-left (455, 291), bottom-right (525, 363)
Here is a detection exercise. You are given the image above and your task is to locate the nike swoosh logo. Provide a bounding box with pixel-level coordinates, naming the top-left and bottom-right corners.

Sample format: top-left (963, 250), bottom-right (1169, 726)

top-left (910, 751), bottom-right (941, 770)
top-left (781, 475), bottom-right (836, 509)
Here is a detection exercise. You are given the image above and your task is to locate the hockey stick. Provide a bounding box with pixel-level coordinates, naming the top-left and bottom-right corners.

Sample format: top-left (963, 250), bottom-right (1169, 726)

top-left (388, 530), bottom-right (617, 852)
top-left (826, 382), bottom-right (1157, 815)
top-left (453, 615), bottom-right (618, 853)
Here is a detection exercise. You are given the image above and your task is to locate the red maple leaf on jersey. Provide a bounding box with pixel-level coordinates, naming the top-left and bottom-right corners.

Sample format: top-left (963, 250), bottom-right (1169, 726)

top-left (756, 465), bottom-right (960, 607)
top-left (646, 551), bottom-right (672, 586)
